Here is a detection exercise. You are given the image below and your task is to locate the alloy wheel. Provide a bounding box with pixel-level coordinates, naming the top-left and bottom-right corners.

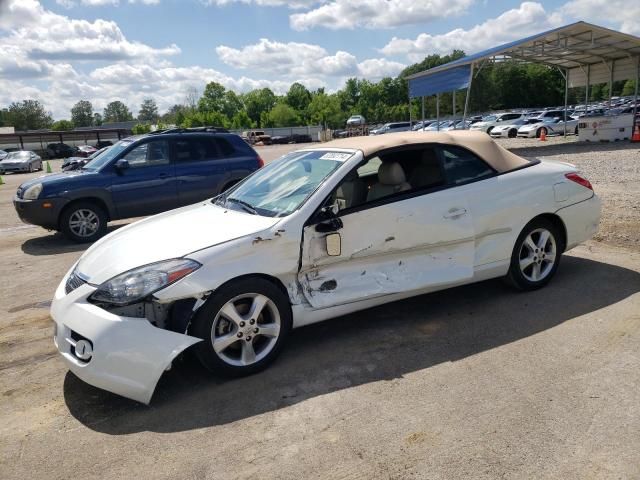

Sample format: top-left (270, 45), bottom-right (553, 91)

top-left (211, 293), bottom-right (281, 367)
top-left (68, 209), bottom-right (100, 238)
top-left (518, 228), bottom-right (557, 282)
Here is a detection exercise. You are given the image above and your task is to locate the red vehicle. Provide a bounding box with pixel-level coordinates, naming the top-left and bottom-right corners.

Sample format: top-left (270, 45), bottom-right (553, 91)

top-left (75, 145), bottom-right (97, 158)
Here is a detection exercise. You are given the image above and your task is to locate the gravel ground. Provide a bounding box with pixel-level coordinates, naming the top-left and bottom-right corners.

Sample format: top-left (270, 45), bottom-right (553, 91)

top-left (496, 136), bottom-right (640, 250)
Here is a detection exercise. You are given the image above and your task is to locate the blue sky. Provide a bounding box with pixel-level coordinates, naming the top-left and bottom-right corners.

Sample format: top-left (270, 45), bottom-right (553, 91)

top-left (1, 0), bottom-right (638, 118)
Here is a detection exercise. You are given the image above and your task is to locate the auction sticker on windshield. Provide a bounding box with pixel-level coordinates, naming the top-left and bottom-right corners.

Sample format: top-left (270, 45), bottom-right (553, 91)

top-left (319, 152), bottom-right (353, 161)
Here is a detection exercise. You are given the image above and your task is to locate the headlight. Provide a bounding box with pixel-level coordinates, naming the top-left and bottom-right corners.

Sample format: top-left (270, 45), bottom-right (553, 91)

top-left (89, 258), bottom-right (201, 306)
top-left (23, 183), bottom-right (42, 200)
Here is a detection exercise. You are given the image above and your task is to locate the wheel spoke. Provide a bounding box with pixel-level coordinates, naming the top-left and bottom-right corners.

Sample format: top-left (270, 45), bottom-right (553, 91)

top-left (531, 263), bottom-right (541, 280)
top-left (520, 256), bottom-right (535, 270)
top-left (248, 294), bottom-right (269, 320)
top-left (220, 302), bottom-right (245, 326)
top-left (544, 252), bottom-right (556, 263)
top-left (524, 235), bottom-right (537, 253)
top-left (537, 230), bottom-right (550, 250)
top-left (241, 341), bottom-right (256, 364)
top-left (213, 333), bottom-right (239, 353)
top-left (258, 323), bottom-right (280, 338)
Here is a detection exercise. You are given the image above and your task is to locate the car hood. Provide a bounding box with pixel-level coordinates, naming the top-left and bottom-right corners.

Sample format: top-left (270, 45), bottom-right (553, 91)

top-left (519, 123), bottom-right (542, 130)
top-left (1, 157), bottom-right (28, 164)
top-left (18, 169), bottom-right (95, 190)
top-left (77, 202), bottom-right (282, 284)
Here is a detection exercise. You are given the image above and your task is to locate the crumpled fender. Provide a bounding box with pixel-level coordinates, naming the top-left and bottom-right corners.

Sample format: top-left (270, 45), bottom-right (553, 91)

top-left (51, 282), bottom-right (202, 404)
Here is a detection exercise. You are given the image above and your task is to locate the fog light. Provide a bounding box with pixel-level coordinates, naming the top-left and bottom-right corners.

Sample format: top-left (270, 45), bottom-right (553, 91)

top-left (42, 202), bottom-right (52, 208)
top-left (74, 339), bottom-right (93, 360)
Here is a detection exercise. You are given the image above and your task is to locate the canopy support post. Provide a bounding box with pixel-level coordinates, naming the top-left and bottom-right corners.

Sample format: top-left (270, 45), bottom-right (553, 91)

top-left (633, 56), bottom-right (639, 138)
top-left (585, 64), bottom-right (590, 115)
top-left (452, 90), bottom-right (456, 129)
top-left (462, 62), bottom-right (474, 126)
top-left (409, 96), bottom-right (412, 126)
top-left (436, 94), bottom-right (440, 131)
top-left (557, 67), bottom-right (568, 137)
top-left (421, 96), bottom-right (425, 130)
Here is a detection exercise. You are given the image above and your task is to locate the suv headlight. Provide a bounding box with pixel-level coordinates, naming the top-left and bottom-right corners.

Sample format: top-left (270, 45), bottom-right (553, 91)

top-left (23, 183), bottom-right (42, 200)
top-left (89, 259), bottom-right (201, 306)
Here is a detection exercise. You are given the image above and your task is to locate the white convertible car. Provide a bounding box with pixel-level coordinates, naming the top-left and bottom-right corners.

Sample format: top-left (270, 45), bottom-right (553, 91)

top-left (51, 131), bottom-right (600, 403)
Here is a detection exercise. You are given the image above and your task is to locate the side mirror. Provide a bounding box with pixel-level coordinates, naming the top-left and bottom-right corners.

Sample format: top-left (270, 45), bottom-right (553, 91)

top-left (115, 159), bottom-right (129, 171)
top-left (325, 233), bottom-right (341, 256)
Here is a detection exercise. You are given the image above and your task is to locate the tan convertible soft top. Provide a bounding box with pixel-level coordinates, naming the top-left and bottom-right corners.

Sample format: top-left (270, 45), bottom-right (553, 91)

top-left (321, 130), bottom-right (530, 173)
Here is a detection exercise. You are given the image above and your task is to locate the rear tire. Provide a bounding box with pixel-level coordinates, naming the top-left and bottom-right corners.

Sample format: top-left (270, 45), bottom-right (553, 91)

top-left (60, 201), bottom-right (108, 243)
top-left (505, 218), bottom-right (562, 291)
top-left (486, 126), bottom-right (494, 134)
top-left (508, 128), bottom-right (517, 138)
top-left (191, 277), bottom-right (292, 377)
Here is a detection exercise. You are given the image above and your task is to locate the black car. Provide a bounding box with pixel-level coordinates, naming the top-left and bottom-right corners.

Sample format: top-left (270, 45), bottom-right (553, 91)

top-left (271, 133), bottom-right (313, 144)
top-left (94, 140), bottom-right (114, 149)
top-left (46, 143), bottom-right (76, 159)
top-left (15, 129), bottom-right (264, 242)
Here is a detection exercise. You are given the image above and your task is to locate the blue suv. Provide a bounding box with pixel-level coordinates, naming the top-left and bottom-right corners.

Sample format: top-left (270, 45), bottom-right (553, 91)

top-left (14, 128), bottom-right (264, 242)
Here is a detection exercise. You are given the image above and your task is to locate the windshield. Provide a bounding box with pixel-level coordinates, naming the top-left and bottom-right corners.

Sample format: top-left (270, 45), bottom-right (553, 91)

top-left (216, 150), bottom-right (351, 217)
top-left (482, 115), bottom-right (497, 122)
top-left (83, 140), bottom-right (132, 170)
top-left (6, 151), bottom-right (29, 160)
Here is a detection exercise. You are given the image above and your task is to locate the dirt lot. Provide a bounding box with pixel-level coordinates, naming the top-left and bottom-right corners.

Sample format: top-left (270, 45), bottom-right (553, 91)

top-left (1, 139), bottom-right (639, 479)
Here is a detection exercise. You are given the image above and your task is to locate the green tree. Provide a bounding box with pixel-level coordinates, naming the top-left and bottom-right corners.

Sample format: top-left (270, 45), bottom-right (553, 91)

top-left (131, 123), bottom-right (152, 134)
top-left (103, 101), bottom-right (133, 123)
top-left (70, 100), bottom-right (93, 127)
top-left (51, 119), bottom-right (74, 131)
top-left (242, 88), bottom-right (277, 126)
top-left (221, 91), bottom-right (244, 119)
top-left (230, 110), bottom-right (255, 129)
top-left (308, 92), bottom-right (343, 128)
top-left (7, 100), bottom-right (53, 130)
top-left (621, 79), bottom-right (637, 96)
top-left (266, 103), bottom-right (300, 127)
top-left (93, 112), bottom-right (103, 126)
top-left (138, 98), bottom-right (159, 123)
top-left (161, 104), bottom-right (186, 125)
top-left (198, 81), bottom-right (227, 114)
top-left (181, 110), bottom-right (229, 128)
top-left (286, 82), bottom-right (311, 114)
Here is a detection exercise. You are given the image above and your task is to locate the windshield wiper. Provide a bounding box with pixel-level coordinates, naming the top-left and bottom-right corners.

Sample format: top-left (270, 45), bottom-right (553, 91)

top-left (226, 197), bottom-right (258, 215)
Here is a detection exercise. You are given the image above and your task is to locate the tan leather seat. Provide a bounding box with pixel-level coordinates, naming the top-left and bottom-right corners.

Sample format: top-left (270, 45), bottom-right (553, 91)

top-left (367, 162), bottom-right (411, 201)
top-left (336, 171), bottom-right (367, 209)
top-left (409, 149), bottom-right (444, 189)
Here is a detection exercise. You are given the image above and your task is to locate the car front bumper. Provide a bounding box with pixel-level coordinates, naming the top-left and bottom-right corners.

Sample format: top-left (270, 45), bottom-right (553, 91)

top-left (517, 130), bottom-right (537, 138)
top-left (489, 129), bottom-right (510, 138)
top-left (50, 270), bottom-right (201, 404)
top-left (13, 196), bottom-right (66, 230)
top-left (0, 163), bottom-right (30, 172)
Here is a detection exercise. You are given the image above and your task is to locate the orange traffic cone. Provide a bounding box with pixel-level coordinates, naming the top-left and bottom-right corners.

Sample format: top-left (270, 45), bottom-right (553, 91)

top-left (539, 128), bottom-right (547, 142)
top-left (632, 124), bottom-right (640, 143)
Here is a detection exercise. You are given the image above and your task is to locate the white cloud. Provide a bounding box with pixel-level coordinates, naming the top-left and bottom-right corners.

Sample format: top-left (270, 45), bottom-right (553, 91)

top-left (202, 0), bottom-right (322, 9)
top-left (290, 0), bottom-right (473, 31)
top-left (0, 0), bottom-right (178, 62)
top-left (357, 58), bottom-right (405, 79)
top-left (56, 0), bottom-right (161, 7)
top-left (561, 0), bottom-right (640, 36)
top-left (381, 1), bottom-right (563, 61)
top-left (216, 38), bottom-right (358, 77)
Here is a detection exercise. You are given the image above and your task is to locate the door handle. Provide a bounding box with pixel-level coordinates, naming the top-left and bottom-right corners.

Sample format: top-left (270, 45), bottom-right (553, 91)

top-left (443, 208), bottom-right (467, 219)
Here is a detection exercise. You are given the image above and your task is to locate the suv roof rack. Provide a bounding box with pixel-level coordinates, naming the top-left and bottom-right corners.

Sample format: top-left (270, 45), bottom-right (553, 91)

top-left (148, 126), bottom-right (229, 135)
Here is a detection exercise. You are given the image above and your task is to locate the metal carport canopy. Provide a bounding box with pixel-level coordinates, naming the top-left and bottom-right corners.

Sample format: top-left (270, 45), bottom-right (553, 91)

top-left (407, 21), bottom-right (640, 98)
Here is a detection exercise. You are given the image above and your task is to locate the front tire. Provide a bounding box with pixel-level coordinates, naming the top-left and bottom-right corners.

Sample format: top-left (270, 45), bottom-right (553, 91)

top-left (505, 219), bottom-right (562, 291)
top-left (191, 277), bottom-right (292, 376)
top-left (60, 201), bottom-right (107, 243)
top-left (508, 128), bottom-right (517, 138)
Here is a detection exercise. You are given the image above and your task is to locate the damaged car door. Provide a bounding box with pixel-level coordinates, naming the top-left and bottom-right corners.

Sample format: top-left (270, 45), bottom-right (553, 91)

top-left (298, 149), bottom-right (476, 309)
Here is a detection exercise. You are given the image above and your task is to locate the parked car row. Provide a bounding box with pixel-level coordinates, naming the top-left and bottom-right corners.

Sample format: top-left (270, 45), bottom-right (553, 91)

top-left (45, 142), bottom-right (113, 159)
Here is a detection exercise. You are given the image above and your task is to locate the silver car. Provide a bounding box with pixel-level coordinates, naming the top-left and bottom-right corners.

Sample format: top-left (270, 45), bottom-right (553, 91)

top-left (0, 150), bottom-right (43, 174)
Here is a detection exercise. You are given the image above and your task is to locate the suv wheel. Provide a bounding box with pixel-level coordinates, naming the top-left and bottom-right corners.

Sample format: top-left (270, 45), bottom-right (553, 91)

top-left (60, 201), bottom-right (107, 243)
